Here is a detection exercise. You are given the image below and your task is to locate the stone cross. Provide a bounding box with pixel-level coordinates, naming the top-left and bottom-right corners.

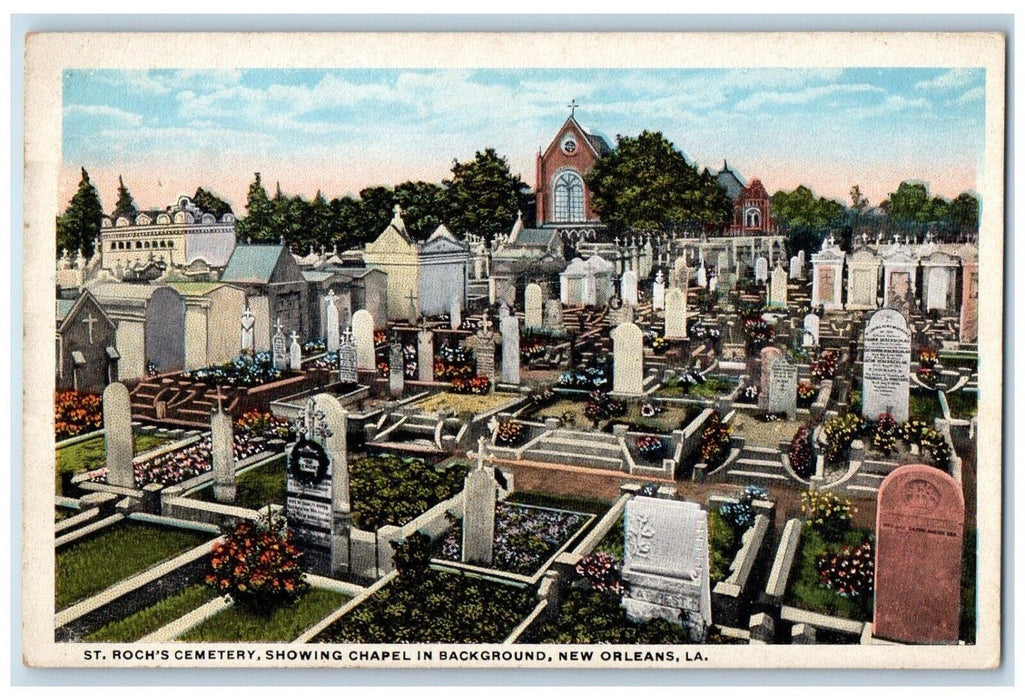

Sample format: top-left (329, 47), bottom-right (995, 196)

top-left (289, 331), bottom-right (302, 371)
top-left (272, 319), bottom-right (288, 371)
top-left (325, 290), bottom-right (340, 352)
top-left (241, 306), bottom-right (255, 354)
top-left (82, 313), bottom-right (98, 344)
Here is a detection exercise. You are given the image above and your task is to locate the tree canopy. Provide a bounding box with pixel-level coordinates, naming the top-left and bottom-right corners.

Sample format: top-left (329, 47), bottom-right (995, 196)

top-left (585, 131), bottom-right (732, 231)
top-left (57, 167), bottom-right (104, 258)
top-left (192, 187), bottom-right (233, 219)
top-left (112, 175), bottom-right (138, 221)
top-left (770, 185), bottom-right (847, 253)
top-left (444, 148), bottom-right (531, 238)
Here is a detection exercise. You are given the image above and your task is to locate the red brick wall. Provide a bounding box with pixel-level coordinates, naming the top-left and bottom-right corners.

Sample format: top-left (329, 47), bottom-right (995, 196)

top-left (535, 120), bottom-right (601, 225)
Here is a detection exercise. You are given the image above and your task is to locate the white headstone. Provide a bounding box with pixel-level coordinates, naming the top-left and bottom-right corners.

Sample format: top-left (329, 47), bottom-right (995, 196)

top-left (716, 251), bottom-right (728, 274)
top-left (696, 265), bottom-right (707, 289)
top-left (862, 308), bottom-right (912, 423)
top-left (462, 437), bottom-right (497, 566)
top-left (622, 496), bottom-right (712, 641)
top-left (663, 287), bottom-right (688, 340)
top-left (767, 355), bottom-right (798, 419)
top-left (755, 257), bottom-right (769, 284)
top-left (789, 255), bottom-right (802, 280)
top-left (351, 309), bottom-right (375, 370)
top-left (611, 322), bottom-right (644, 395)
top-left (325, 290), bottom-right (341, 352)
top-left (769, 263), bottom-right (788, 308)
top-left (524, 283), bottom-right (543, 329)
top-left (500, 313), bottom-right (520, 385)
top-left (211, 404), bottom-right (236, 504)
top-left (652, 270), bottom-right (665, 310)
top-left (289, 331), bottom-right (302, 371)
top-left (926, 266), bottom-right (949, 312)
top-left (449, 296), bottom-right (462, 330)
top-left (802, 313), bottom-right (820, 348)
top-left (621, 270), bottom-right (639, 307)
top-left (240, 306), bottom-right (256, 354)
top-left (102, 382), bottom-right (133, 488)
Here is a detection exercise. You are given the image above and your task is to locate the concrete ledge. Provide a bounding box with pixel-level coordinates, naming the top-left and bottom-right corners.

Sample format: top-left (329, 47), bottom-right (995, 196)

top-left (138, 596), bottom-right (231, 643)
top-left (779, 605), bottom-right (866, 635)
top-left (304, 574), bottom-right (367, 598)
top-left (55, 513), bottom-right (124, 549)
top-left (55, 508), bottom-right (101, 536)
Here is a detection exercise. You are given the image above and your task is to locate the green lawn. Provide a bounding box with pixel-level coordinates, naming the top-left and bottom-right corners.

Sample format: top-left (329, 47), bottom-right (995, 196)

top-left (785, 525), bottom-right (874, 621)
top-left (945, 390), bottom-right (978, 418)
top-left (84, 584), bottom-right (218, 642)
top-left (938, 354), bottom-right (978, 371)
top-left (191, 455), bottom-right (286, 510)
top-left (179, 588), bottom-right (350, 642)
top-left (56, 520), bottom-right (212, 610)
top-left (909, 391), bottom-right (943, 423)
top-left (655, 377), bottom-right (735, 400)
top-left (55, 432), bottom-right (172, 494)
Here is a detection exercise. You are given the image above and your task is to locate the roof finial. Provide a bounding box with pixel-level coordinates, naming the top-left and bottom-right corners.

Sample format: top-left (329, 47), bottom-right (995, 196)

top-left (567, 98), bottom-right (579, 118)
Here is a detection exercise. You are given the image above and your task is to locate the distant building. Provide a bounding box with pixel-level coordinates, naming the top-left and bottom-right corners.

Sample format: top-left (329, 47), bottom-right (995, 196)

top-left (713, 162), bottom-right (776, 234)
top-left (221, 244), bottom-right (310, 350)
top-left (100, 194), bottom-right (237, 273)
top-left (535, 107), bottom-right (610, 238)
top-left (490, 212), bottom-right (566, 307)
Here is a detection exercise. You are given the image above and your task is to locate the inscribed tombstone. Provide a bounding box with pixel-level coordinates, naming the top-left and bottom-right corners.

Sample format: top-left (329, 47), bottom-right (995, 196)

top-left (862, 308), bottom-right (912, 423)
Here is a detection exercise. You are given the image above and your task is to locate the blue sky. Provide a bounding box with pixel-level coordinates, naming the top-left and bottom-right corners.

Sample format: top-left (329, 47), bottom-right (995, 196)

top-left (61, 67), bottom-right (987, 214)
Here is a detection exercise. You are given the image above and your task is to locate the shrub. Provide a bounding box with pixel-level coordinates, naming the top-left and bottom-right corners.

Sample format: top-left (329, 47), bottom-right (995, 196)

top-left (789, 425), bottom-right (816, 479)
top-left (391, 532), bottom-right (433, 577)
top-left (450, 375), bottom-right (491, 395)
top-left (699, 413), bottom-right (732, 469)
top-left (495, 420), bottom-right (527, 447)
top-left (205, 518), bottom-right (308, 610)
top-left (527, 385), bottom-right (555, 407)
top-left (822, 413), bottom-right (866, 464)
top-left (54, 390), bottom-right (102, 440)
top-left (811, 349), bottom-right (840, 381)
top-left (901, 420), bottom-right (951, 468)
top-left (816, 539), bottom-right (874, 598)
top-left (742, 316), bottom-right (774, 353)
top-left (796, 381), bottom-right (818, 407)
top-left (184, 352), bottom-right (285, 387)
top-left (350, 455), bottom-right (467, 531)
top-left (575, 552), bottom-right (622, 594)
top-left (801, 490), bottom-right (857, 541)
top-left (872, 412), bottom-right (898, 455)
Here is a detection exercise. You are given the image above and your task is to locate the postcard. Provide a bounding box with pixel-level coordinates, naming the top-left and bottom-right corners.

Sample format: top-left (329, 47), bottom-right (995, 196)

top-left (22, 30), bottom-right (1004, 669)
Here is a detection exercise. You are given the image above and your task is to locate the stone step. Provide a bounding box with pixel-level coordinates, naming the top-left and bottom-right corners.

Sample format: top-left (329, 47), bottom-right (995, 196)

top-left (741, 445), bottom-right (780, 456)
top-left (734, 457), bottom-right (784, 470)
top-left (522, 448), bottom-right (624, 471)
top-left (845, 484), bottom-right (879, 495)
top-left (725, 469), bottom-right (790, 482)
top-left (548, 430), bottom-right (622, 445)
top-left (534, 436), bottom-right (624, 454)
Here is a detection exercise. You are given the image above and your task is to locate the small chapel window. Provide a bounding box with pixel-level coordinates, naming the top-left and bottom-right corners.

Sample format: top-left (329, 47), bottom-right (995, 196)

top-left (745, 208), bottom-right (761, 229)
top-left (553, 171), bottom-right (585, 223)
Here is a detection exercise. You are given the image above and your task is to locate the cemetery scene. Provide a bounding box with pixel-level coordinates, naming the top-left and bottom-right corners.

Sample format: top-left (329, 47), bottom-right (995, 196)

top-left (46, 65), bottom-right (987, 653)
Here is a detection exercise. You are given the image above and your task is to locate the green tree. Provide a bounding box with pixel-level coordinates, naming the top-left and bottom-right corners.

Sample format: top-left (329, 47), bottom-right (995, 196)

top-left (112, 175), bottom-right (138, 221)
top-left (57, 167), bottom-right (104, 258)
top-left (394, 180), bottom-right (449, 239)
top-left (192, 187), bottom-right (233, 219)
top-left (771, 185), bottom-right (846, 253)
top-left (330, 195), bottom-right (362, 249)
top-left (947, 192), bottom-right (979, 234)
top-left (308, 190), bottom-right (333, 249)
top-left (586, 131), bottom-right (731, 231)
top-left (881, 181), bottom-right (930, 224)
top-left (236, 172), bottom-right (274, 241)
top-left (445, 148), bottom-right (530, 238)
top-left (355, 186), bottom-right (398, 241)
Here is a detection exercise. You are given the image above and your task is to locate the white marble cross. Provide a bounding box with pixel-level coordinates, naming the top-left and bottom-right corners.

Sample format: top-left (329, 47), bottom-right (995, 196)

top-left (82, 313), bottom-right (98, 344)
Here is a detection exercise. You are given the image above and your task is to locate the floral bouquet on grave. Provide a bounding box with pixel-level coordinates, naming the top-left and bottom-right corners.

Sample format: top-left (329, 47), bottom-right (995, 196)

top-left (54, 390), bottom-right (102, 440)
top-left (206, 518), bottom-right (308, 610)
top-left (495, 420), bottom-right (527, 447)
top-left (816, 539), bottom-right (874, 598)
top-left (575, 552), bottom-right (623, 594)
top-left (796, 381), bottom-right (818, 407)
top-left (801, 490), bottom-right (857, 541)
top-left (634, 434), bottom-right (665, 461)
top-left (811, 349), bottom-right (840, 381)
top-left (699, 412), bottom-right (732, 469)
top-left (788, 425), bottom-right (816, 479)
top-left (740, 384), bottom-right (760, 403)
top-left (822, 412), bottom-right (866, 464)
top-left (872, 412), bottom-right (898, 455)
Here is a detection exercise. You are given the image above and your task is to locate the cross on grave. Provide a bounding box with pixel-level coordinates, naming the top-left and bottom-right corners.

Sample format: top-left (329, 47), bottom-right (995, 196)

top-left (82, 313), bottom-right (98, 344)
top-left (480, 314), bottom-right (492, 335)
top-left (291, 330), bottom-right (300, 344)
top-left (274, 318), bottom-right (285, 336)
top-left (406, 289), bottom-right (418, 321)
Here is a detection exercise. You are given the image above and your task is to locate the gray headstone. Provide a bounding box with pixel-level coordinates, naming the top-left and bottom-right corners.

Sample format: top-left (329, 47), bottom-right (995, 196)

top-left (388, 343), bottom-right (405, 397)
top-left (716, 251), bottom-right (728, 274)
top-left (789, 255), bottom-right (802, 280)
top-left (621, 496), bottom-right (712, 641)
top-left (543, 299), bottom-right (564, 331)
top-left (211, 405), bottom-right (236, 504)
top-left (500, 314), bottom-right (520, 385)
top-left (524, 283), bottom-right (543, 329)
top-left (462, 438), bottom-right (497, 566)
top-left (102, 382), bottom-right (134, 488)
top-left (351, 309), bottom-right (375, 370)
top-left (755, 257), bottom-right (769, 283)
top-left (338, 328), bottom-right (358, 384)
top-left (611, 322), bottom-right (644, 395)
top-left (325, 290), bottom-right (341, 353)
top-left (664, 286), bottom-right (687, 340)
top-left (862, 308), bottom-right (911, 422)
top-left (767, 355), bottom-right (798, 419)
top-left (417, 328), bottom-right (435, 382)
top-left (759, 346), bottom-right (782, 407)
top-left (272, 321), bottom-right (288, 371)
top-left (474, 320), bottom-right (496, 387)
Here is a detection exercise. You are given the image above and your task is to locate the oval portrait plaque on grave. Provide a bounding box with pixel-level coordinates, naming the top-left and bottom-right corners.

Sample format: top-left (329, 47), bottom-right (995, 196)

top-left (288, 436), bottom-right (330, 487)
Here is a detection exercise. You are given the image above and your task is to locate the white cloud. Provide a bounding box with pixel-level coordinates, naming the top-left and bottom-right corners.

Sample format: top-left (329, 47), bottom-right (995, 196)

top-left (62, 104), bottom-right (143, 125)
top-left (955, 86), bottom-right (985, 104)
top-left (915, 68), bottom-right (977, 91)
top-left (846, 94), bottom-right (932, 119)
top-left (734, 83), bottom-right (885, 111)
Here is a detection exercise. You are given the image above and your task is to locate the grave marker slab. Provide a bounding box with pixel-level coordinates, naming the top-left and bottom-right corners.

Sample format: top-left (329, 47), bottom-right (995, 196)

top-left (417, 326), bottom-right (435, 382)
top-left (664, 287), bottom-right (687, 340)
top-left (271, 319), bottom-right (288, 371)
top-left (338, 330), bottom-right (358, 384)
top-left (289, 331), bottom-right (302, 371)
top-left (462, 437), bottom-right (497, 566)
top-left (611, 321), bottom-right (644, 395)
top-left (102, 382), bottom-right (133, 488)
top-left (325, 290), bottom-right (341, 352)
top-left (500, 313), bottom-right (520, 384)
top-left (755, 257), bottom-right (769, 283)
top-left (767, 355), bottom-right (798, 419)
top-left (351, 309), bottom-right (375, 370)
top-left (802, 313), bottom-right (820, 347)
top-left (389, 343), bottom-right (405, 397)
top-left (874, 464), bottom-right (964, 644)
top-left (524, 283), bottom-right (543, 329)
top-left (621, 270), bottom-right (639, 307)
top-left (862, 308), bottom-right (911, 423)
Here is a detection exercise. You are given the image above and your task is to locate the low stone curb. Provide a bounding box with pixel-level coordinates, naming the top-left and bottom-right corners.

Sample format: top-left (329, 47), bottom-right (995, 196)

top-left (138, 596), bottom-right (232, 643)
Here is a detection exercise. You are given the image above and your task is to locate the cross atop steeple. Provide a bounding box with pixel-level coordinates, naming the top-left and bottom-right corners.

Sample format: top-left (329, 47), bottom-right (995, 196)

top-left (567, 98), bottom-right (579, 118)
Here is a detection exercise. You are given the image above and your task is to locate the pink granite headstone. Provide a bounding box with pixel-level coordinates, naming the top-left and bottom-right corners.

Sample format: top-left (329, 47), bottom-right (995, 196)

top-left (873, 464), bottom-right (965, 644)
